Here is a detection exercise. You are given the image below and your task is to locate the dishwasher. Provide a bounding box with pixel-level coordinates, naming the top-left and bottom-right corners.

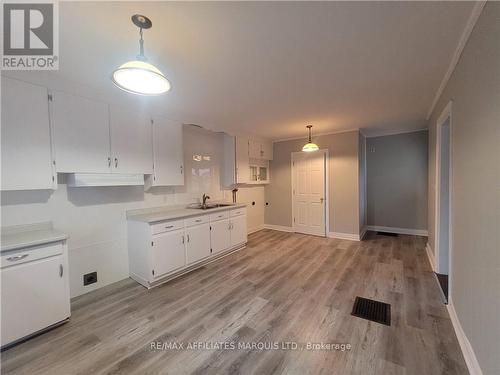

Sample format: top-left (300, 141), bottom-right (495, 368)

top-left (1, 241), bottom-right (71, 348)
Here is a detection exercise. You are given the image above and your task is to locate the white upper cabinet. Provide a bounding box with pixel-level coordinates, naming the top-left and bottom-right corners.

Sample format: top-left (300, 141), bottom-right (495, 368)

top-left (261, 141), bottom-right (273, 160)
top-left (235, 136), bottom-right (250, 183)
top-left (51, 91), bottom-right (111, 173)
top-left (248, 140), bottom-right (262, 159)
top-left (1, 77), bottom-right (55, 190)
top-left (109, 106), bottom-right (152, 175)
top-left (249, 139), bottom-right (273, 160)
top-left (145, 116), bottom-right (184, 188)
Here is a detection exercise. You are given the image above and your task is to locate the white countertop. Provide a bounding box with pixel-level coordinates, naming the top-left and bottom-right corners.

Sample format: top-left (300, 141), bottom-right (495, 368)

top-left (126, 203), bottom-right (247, 223)
top-left (1, 222), bottom-right (68, 252)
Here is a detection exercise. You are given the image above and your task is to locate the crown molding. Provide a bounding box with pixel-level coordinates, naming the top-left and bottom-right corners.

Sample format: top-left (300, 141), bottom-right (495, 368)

top-left (426, 1), bottom-right (487, 120)
top-left (363, 128), bottom-right (428, 138)
top-left (272, 128), bottom-right (360, 143)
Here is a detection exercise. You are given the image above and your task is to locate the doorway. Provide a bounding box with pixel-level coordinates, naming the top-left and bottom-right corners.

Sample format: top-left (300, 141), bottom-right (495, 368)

top-left (291, 150), bottom-right (327, 237)
top-left (435, 102), bottom-right (452, 302)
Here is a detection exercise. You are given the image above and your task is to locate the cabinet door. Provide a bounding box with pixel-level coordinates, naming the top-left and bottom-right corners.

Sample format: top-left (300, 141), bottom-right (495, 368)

top-left (152, 117), bottom-right (184, 186)
top-left (110, 106), bottom-right (152, 174)
top-left (1, 255), bottom-right (69, 346)
top-left (210, 219), bottom-right (231, 254)
top-left (1, 78), bottom-right (55, 190)
top-left (261, 141), bottom-right (273, 160)
top-left (248, 139), bottom-right (262, 159)
top-left (230, 215), bottom-right (247, 247)
top-left (186, 223), bottom-right (211, 264)
top-left (51, 91), bottom-right (110, 173)
top-left (152, 229), bottom-right (186, 278)
top-left (235, 137), bottom-right (249, 183)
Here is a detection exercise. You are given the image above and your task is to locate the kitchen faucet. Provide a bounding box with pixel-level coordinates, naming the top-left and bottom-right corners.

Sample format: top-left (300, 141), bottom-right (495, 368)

top-left (202, 194), bottom-right (210, 209)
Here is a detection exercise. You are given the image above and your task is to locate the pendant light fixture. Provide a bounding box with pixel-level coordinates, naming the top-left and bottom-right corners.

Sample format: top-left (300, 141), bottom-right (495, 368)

top-left (302, 125), bottom-right (319, 152)
top-left (112, 15), bottom-right (171, 95)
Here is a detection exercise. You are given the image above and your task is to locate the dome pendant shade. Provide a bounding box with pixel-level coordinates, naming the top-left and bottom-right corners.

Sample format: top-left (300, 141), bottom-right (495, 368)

top-left (112, 15), bottom-right (171, 96)
top-left (302, 125), bottom-right (319, 152)
top-left (112, 60), bottom-right (171, 95)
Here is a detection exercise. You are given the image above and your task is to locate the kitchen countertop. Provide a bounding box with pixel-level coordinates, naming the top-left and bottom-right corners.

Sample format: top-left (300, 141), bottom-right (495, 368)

top-left (1, 222), bottom-right (68, 252)
top-left (126, 203), bottom-right (247, 223)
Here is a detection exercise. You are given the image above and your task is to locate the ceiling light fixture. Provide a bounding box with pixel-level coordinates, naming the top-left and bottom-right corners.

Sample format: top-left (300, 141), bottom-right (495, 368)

top-left (112, 14), bottom-right (171, 95)
top-left (302, 125), bottom-right (319, 152)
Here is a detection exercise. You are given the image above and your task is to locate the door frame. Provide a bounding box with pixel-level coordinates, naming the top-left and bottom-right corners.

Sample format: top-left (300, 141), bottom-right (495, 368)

top-left (291, 149), bottom-right (329, 237)
top-left (434, 101), bottom-right (453, 288)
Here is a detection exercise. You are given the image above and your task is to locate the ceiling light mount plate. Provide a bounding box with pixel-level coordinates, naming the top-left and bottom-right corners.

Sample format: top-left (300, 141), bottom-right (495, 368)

top-left (132, 14), bottom-right (152, 29)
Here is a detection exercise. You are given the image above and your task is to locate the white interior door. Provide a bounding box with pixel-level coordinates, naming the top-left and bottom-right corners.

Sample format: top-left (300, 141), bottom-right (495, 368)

top-left (292, 151), bottom-right (326, 236)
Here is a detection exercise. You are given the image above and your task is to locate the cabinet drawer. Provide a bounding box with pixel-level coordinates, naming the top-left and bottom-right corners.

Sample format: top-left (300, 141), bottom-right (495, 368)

top-left (151, 219), bottom-right (184, 235)
top-left (230, 207), bottom-right (246, 217)
top-left (1, 242), bottom-right (63, 269)
top-left (210, 211), bottom-right (229, 222)
top-left (185, 215), bottom-right (209, 227)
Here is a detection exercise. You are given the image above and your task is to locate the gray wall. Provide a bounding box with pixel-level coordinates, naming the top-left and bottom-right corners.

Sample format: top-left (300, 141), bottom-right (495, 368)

top-left (265, 130), bottom-right (361, 235)
top-left (427, 3), bottom-right (500, 374)
top-left (366, 130), bottom-right (428, 230)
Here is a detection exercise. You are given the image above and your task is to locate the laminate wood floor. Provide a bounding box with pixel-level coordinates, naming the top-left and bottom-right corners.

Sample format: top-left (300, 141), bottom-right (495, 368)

top-left (1, 230), bottom-right (468, 375)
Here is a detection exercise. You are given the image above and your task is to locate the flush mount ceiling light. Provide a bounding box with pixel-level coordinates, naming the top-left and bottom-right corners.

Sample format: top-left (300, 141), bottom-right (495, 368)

top-left (302, 125), bottom-right (319, 152)
top-left (112, 14), bottom-right (171, 95)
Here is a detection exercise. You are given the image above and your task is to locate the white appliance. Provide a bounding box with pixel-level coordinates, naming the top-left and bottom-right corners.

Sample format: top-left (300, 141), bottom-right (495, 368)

top-left (1, 226), bottom-right (70, 348)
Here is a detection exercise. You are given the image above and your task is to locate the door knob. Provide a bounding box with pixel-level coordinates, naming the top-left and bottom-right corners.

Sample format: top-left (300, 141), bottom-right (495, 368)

top-left (320, 197), bottom-right (324, 203)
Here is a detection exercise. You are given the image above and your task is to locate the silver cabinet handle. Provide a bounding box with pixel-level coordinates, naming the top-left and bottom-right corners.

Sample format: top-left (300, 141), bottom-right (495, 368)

top-left (195, 219), bottom-right (202, 222)
top-left (114, 158), bottom-right (118, 168)
top-left (187, 234), bottom-right (190, 242)
top-left (165, 225), bottom-right (174, 229)
top-left (6, 254), bottom-right (29, 262)
top-left (108, 157), bottom-right (111, 167)
top-left (180, 165), bottom-right (183, 174)
top-left (59, 264), bottom-right (63, 277)
top-left (182, 235), bottom-right (185, 244)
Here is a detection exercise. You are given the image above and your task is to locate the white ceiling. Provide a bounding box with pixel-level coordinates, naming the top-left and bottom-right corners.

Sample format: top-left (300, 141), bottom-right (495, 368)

top-left (54, 1), bottom-right (475, 139)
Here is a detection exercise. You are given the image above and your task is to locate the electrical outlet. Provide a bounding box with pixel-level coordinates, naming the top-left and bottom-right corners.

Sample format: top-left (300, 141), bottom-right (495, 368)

top-left (83, 271), bottom-right (97, 286)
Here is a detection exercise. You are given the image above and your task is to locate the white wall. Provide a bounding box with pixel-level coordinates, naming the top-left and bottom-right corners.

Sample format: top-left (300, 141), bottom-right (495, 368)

top-left (0, 72), bottom-right (265, 298)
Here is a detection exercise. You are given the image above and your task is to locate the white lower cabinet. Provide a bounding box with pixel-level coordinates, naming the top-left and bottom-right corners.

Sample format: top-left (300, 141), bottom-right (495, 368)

top-left (230, 214), bottom-right (248, 247)
top-left (127, 207), bottom-right (247, 288)
top-left (152, 229), bottom-right (186, 278)
top-left (1, 241), bottom-right (70, 347)
top-left (210, 219), bottom-right (231, 254)
top-left (186, 223), bottom-right (211, 264)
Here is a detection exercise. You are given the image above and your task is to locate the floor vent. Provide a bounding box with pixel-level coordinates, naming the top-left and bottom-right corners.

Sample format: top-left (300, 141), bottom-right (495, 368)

top-left (351, 296), bottom-right (391, 326)
top-left (377, 231), bottom-right (398, 237)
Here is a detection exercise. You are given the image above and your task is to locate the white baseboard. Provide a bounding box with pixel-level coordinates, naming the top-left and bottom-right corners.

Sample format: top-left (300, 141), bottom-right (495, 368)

top-left (365, 225), bottom-right (428, 236)
top-left (248, 225), bottom-right (265, 234)
top-left (263, 224), bottom-right (294, 232)
top-left (447, 298), bottom-right (484, 375)
top-left (425, 242), bottom-right (436, 271)
top-left (328, 232), bottom-right (361, 241)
